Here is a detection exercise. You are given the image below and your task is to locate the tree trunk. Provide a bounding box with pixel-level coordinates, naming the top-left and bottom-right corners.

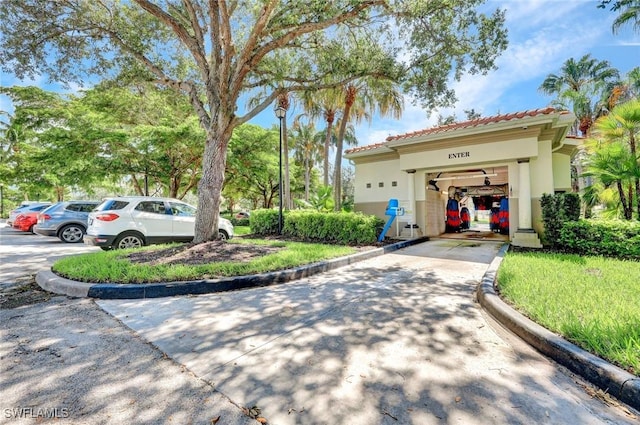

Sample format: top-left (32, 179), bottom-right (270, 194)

top-left (193, 127), bottom-right (231, 243)
top-left (618, 180), bottom-right (631, 220)
top-left (334, 85), bottom-right (356, 211)
top-left (131, 175), bottom-right (144, 196)
top-left (283, 117), bottom-right (291, 209)
top-left (629, 133), bottom-right (640, 220)
top-left (304, 157), bottom-right (310, 201)
top-left (628, 183), bottom-right (634, 220)
top-left (323, 115), bottom-right (334, 187)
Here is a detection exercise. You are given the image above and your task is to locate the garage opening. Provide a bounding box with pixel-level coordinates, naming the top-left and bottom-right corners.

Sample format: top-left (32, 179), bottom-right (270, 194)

top-left (426, 167), bottom-right (509, 240)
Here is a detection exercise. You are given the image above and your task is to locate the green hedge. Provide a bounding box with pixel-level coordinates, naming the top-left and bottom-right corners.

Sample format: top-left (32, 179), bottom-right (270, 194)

top-left (558, 219), bottom-right (640, 259)
top-left (230, 217), bottom-right (250, 227)
top-left (540, 192), bottom-right (581, 248)
top-left (250, 209), bottom-right (385, 245)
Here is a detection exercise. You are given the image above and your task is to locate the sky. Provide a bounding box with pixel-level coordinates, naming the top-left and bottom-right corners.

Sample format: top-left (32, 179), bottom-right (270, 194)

top-left (1, 0), bottom-right (639, 149)
top-left (351, 0), bottom-right (640, 147)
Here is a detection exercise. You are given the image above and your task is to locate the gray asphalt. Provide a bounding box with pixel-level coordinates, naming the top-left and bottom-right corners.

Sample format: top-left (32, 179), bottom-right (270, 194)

top-left (2, 222), bottom-right (638, 424)
top-left (96, 239), bottom-right (637, 425)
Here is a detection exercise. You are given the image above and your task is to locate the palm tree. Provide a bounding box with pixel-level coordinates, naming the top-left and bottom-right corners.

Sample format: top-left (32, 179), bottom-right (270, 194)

top-left (593, 99), bottom-right (640, 219)
top-left (332, 78), bottom-right (404, 210)
top-left (539, 54), bottom-right (620, 136)
top-left (583, 138), bottom-right (637, 219)
top-left (608, 67), bottom-right (640, 107)
top-left (291, 119), bottom-right (322, 201)
top-left (603, 0), bottom-right (640, 34)
top-left (299, 88), bottom-right (342, 187)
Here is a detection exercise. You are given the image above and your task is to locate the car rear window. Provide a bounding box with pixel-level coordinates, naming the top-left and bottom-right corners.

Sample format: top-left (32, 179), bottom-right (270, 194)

top-left (67, 202), bottom-right (99, 212)
top-left (95, 200), bottom-right (130, 212)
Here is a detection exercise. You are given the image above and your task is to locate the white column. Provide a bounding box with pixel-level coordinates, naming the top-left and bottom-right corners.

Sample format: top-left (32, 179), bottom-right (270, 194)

top-left (518, 159), bottom-right (532, 229)
top-left (407, 170), bottom-right (416, 227)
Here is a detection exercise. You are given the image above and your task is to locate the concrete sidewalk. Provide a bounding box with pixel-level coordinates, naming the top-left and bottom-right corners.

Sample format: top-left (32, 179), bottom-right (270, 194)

top-left (97, 239), bottom-right (637, 425)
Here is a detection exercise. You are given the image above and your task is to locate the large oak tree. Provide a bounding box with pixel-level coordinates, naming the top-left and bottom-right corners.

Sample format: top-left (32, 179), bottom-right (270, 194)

top-left (0, 0), bottom-right (507, 243)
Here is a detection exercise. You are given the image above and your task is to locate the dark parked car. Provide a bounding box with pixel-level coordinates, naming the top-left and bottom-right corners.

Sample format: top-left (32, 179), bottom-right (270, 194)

top-left (33, 200), bottom-right (101, 243)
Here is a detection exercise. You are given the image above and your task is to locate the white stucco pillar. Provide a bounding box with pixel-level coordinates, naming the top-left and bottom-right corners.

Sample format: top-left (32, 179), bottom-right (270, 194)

top-left (518, 159), bottom-right (532, 229)
top-left (407, 169), bottom-right (416, 227)
top-left (511, 158), bottom-right (541, 248)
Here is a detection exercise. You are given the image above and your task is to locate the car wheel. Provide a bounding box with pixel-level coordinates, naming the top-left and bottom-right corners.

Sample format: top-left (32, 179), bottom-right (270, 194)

top-left (218, 229), bottom-right (229, 240)
top-left (100, 246), bottom-right (112, 251)
top-left (114, 232), bottom-right (145, 249)
top-left (59, 224), bottom-right (85, 243)
top-left (29, 224), bottom-right (36, 234)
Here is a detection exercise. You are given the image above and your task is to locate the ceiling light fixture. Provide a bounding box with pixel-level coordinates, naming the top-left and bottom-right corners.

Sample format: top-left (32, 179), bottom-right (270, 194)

top-left (431, 173), bottom-right (497, 182)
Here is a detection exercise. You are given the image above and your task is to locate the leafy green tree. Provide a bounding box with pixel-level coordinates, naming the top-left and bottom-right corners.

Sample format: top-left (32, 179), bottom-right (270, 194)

top-left (0, 86), bottom-right (106, 201)
top-left (78, 82), bottom-right (204, 199)
top-left (464, 109), bottom-right (482, 120)
top-left (1, 0), bottom-right (507, 243)
top-left (539, 54), bottom-right (620, 136)
top-left (224, 123), bottom-right (283, 209)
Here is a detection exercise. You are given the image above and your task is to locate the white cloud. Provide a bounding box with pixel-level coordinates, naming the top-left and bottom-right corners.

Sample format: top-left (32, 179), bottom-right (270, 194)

top-left (499, 0), bottom-right (591, 29)
top-left (354, 0), bottom-right (620, 146)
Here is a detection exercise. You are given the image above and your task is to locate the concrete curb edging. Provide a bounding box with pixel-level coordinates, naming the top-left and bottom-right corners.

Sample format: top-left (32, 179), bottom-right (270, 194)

top-left (476, 244), bottom-right (640, 413)
top-left (36, 236), bottom-right (430, 300)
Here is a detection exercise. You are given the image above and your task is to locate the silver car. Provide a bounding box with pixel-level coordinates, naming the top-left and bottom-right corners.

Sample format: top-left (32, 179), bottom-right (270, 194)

top-left (34, 200), bottom-right (100, 243)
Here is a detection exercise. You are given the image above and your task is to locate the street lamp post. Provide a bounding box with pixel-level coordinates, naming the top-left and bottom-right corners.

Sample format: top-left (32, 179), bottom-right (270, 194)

top-left (274, 105), bottom-right (286, 235)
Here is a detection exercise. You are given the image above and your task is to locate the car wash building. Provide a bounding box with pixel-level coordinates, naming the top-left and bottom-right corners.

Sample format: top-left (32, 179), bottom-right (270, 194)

top-left (344, 108), bottom-right (582, 247)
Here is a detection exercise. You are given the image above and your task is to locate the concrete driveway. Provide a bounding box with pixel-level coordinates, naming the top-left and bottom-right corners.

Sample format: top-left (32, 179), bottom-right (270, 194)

top-left (98, 240), bottom-right (637, 425)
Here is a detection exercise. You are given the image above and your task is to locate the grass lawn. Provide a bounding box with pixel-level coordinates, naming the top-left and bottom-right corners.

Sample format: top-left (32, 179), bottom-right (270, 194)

top-left (497, 251), bottom-right (640, 376)
top-left (54, 238), bottom-right (357, 284)
top-left (233, 225), bottom-right (251, 236)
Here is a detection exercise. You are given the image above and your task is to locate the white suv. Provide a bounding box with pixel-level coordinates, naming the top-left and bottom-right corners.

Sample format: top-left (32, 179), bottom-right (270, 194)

top-left (84, 196), bottom-right (234, 250)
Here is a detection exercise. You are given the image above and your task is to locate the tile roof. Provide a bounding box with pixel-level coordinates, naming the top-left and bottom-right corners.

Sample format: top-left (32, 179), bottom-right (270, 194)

top-left (345, 107), bottom-right (570, 155)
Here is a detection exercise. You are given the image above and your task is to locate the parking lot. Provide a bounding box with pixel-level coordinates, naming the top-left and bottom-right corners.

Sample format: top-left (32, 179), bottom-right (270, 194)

top-left (0, 221), bottom-right (99, 286)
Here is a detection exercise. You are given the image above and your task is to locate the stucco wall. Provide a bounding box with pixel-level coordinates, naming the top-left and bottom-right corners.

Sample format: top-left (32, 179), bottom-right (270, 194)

top-left (353, 159), bottom-right (406, 203)
top-left (397, 135), bottom-right (539, 170)
top-left (530, 140), bottom-right (555, 197)
top-left (552, 153), bottom-right (572, 191)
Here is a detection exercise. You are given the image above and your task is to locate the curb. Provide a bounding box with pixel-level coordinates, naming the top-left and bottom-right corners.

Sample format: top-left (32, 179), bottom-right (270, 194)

top-left (476, 244), bottom-right (640, 413)
top-left (36, 236), bottom-right (430, 300)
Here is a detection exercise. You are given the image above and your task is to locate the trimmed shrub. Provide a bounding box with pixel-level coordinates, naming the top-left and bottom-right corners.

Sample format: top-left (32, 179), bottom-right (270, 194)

top-left (558, 219), bottom-right (640, 260)
top-left (563, 193), bottom-right (581, 221)
top-left (231, 217), bottom-right (250, 227)
top-left (540, 192), bottom-right (580, 248)
top-left (249, 209), bottom-right (282, 235)
top-left (251, 209), bottom-right (384, 245)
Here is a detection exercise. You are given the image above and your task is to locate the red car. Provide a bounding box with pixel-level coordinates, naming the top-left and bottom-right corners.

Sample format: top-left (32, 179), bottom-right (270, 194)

top-left (13, 212), bottom-right (40, 233)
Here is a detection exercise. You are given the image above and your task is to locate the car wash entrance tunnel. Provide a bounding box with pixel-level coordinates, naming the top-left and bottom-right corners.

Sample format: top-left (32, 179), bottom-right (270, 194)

top-left (426, 167), bottom-right (510, 241)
